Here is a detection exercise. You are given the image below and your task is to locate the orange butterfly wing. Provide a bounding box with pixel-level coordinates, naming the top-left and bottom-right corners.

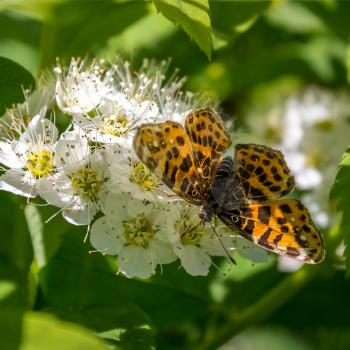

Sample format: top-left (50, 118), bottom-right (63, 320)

top-left (133, 121), bottom-right (203, 204)
top-left (218, 199), bottom-right (325, 263)
top-left (234, 144), bottom-right (295, 201)
top-left (185, 107), bottom-right (231, 192)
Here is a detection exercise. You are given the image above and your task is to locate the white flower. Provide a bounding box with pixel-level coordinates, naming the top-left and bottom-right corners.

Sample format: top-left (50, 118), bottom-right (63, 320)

top-left (90, 195), bottom-right (176, 278)
top-left (72, 96), bottom-right (159, 147)
top-left (54, 58), bottom-right (115, 115)
top-left (38, 132), bottom-right (113, 225)
top-left (0, 108), bottom-right (58, 198)
top-left (167, 204), bottom-right (234, 276)
top-left (104, 144), bottom-right (177, 203)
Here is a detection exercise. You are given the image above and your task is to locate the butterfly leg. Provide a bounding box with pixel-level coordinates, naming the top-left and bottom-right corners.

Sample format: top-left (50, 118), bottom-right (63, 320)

top-left (209, 221), bottom-right (236, 265)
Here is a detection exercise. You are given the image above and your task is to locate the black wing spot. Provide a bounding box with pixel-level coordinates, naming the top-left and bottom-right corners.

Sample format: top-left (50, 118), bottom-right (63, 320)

top-left (180, 154), bottom-right (193, 173)
top-left (246, 163), bottom-right (255, 172)
top-left (258, 206), bottom-right (271, 225)
top-left (302, 224), bottom-right (311, 233)
top-left (280, 204), bottom-right (292, 213)
top-left (255, 167), bottom-right (264, 175)
top-left (270, 185), bottom-right (281, 192)
top-left (281, 225), bottom-right (289, 233)
top-left (244, 219), bottom-right (255, 235)
top-left (176, 136), bottom-right (185, 146)
top-left (273, 174), bottom-right (282, 181)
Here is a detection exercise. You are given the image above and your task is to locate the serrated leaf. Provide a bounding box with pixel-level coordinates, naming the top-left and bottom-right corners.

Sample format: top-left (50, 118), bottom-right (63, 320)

top-left (0, 57), bottom-right (35, 115)
top-left (330, 147), bottom-right (350, 275)
top-left (152, 0), bottom-right (212, 59)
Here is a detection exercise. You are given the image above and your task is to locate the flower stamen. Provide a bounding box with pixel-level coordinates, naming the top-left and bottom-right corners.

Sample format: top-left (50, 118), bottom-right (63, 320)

top-left (26, 149), bottom-right (54, 178)
top-left (102, 114), bottom-right (129, 137)
top-left (123, 214), bottom-right (156, 248)
top-left (129, 162), bottom-right (161, 191)
top-left (70, 167), bottom-right (102, 201)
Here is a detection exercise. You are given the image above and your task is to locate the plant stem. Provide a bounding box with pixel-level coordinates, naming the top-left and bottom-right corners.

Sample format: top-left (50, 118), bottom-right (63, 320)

top-left (198, 264), bottom-right (322, 350)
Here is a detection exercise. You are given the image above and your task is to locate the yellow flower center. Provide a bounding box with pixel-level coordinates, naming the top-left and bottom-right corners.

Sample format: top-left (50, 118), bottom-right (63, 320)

top-left (102, 114), bottom-right (129, 137)
top-left (70, 167), bottom-right (102, 201)
top-left (129, 162), bottom-right (161, 191)
top-left (123, 215), bottom-right (156, 248)
top-left (26, 150), bottom-right (54, 178)
top-left (177, 214), bottom-right (203, 245)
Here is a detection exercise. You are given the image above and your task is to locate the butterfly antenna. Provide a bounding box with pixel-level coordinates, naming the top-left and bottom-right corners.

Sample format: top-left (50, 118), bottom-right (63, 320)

top-left (209, 221), bottom-right (236, 265)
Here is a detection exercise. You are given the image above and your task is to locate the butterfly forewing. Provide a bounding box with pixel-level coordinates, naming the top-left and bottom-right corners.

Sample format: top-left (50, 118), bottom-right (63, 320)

top-left (185, 107), bottom-right (231, 191)
top-left (133, 121), bottom-right (203, 204)
top-left (218, 199), bottom-right (324, 263)
top-left (234, 144), bottom-right (295, 201)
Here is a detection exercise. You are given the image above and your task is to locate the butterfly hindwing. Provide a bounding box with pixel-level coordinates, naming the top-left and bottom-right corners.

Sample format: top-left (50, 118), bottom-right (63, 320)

top-left (133, 121), bottom-right (203, 204)
top-left (185, 107), bottom-right (231, 191)
top-left (234, 144), bottom-right (295, 201)
top-left (218, 199), bottom-right (324, 263)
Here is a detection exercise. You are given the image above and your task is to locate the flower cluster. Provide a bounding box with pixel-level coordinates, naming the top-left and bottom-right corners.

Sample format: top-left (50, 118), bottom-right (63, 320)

top-left (0, 57), bottom-right (264, 278)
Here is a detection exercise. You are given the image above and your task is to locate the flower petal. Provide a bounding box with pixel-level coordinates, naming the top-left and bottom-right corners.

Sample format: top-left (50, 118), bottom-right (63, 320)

top-left (176, 245), bottom-right (211, 276)
top-left (148, 238), bottom-right (176, 265)
top-left (38, 175), bottom-right (74, 207)
top-left (118, 245), bottom-right (155, 279)
top-left (0, 141), bottom-right (24, 168)
top-left (90, 216), bottom-right (124, 255)
top-left (62, 202), bottom-right (98, 225)
top-left (0, 169), bottom-right (37, 197)
top-left (55, 135), bottom-right (90, 174)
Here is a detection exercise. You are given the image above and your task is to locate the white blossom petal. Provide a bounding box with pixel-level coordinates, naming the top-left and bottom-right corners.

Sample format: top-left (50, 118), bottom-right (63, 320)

top-left (90, 216), bottom-right (125, 255)
top-left (176, 245), bottom-right (211, 276)
top-left (0, 141), bottom-right (24, 168)
top-left (118, 245), bottom-right (155, 279)
top-left (0, 169), bottom-right (37, 197)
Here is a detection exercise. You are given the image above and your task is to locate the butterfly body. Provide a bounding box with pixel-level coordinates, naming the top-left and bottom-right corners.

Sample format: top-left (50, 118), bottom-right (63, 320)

top-left (133, 107), bottom-right (325, 264)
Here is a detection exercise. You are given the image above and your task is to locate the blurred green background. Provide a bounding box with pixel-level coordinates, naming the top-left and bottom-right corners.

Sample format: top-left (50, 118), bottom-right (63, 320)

top-left (1, 1), bottom-right (350, 349)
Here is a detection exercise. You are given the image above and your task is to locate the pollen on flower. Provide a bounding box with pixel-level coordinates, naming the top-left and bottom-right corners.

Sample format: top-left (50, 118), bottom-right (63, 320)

top-left (101, 114), bottom-right (129, 137)
top-left (70, 167), bottom-right (102, 201)
top-left (26, 149), bottom-right (54, 178)
top-left (123, 214), bottom-right (156, 248)
top-left (176, 213), bottom-right (203, 245)
top-left (129, 162), bottom-right (161, 191)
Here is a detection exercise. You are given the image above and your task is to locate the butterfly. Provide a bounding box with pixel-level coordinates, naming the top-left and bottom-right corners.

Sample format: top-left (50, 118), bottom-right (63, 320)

top-left (133, 107), bottom-right (325, 264)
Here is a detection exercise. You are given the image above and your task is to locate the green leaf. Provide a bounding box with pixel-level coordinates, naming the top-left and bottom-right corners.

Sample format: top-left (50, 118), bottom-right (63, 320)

top-left (330, 147), bottom-right (350, 274)
top-left (25, 205), bottom-right (45, 268)
top-left (210, 0), bottom-right (271, 40)
top-left (0, 10), bottom-right (41, 47)
top-left (47, 303), bottom-right (156, 350)
top-left (39, 231), bottom-right (209, 330)
top-left (20, 312), bottom-right (108, 350)
top-left (24, 205), bottom-right (69, 269)
top-left (41, 1), bottom-right (149, 67)
top-left (346, 46), bottom-right (350, 85)
top-left (0, 56), bottom-right (35, 115)
top-left (152, 0), bottom-right (212, 59)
